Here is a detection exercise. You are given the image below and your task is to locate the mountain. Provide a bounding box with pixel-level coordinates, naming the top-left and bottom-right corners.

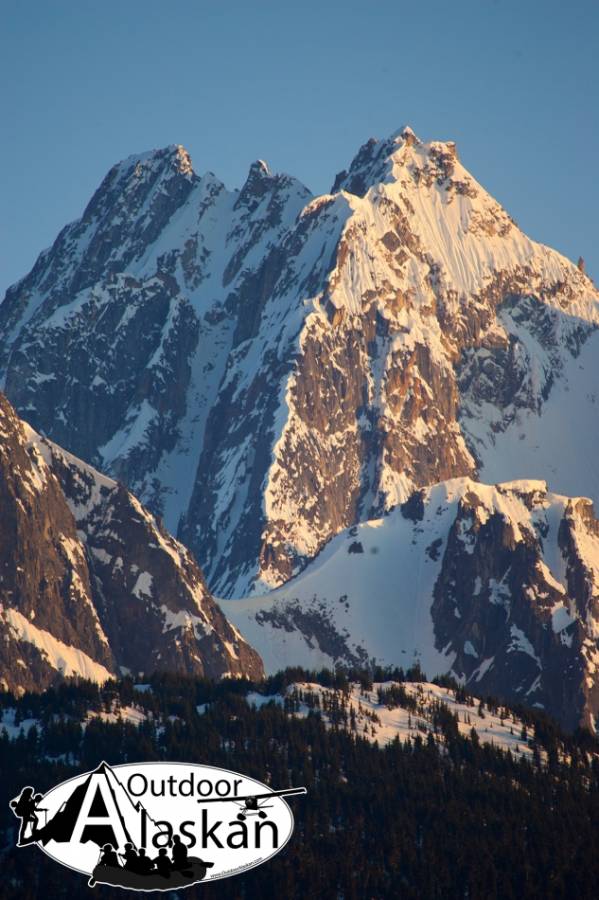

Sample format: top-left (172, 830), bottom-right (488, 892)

top-left (2, 128), bottom-right (598, 600)
top-left (224, 478), bottom-right (599, 731)
top-left (0, 392), bottom-right (263, 693)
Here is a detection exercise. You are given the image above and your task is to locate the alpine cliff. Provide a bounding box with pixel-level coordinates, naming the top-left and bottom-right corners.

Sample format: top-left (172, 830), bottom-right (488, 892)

top-left (2, 127), bottom-right (599, 728)
top-left (0, 392), bottom-right (263, 693)
top-left (225, 477), bottom-right (599, 731)
top-left (2, 128), bottom-right (598, 601)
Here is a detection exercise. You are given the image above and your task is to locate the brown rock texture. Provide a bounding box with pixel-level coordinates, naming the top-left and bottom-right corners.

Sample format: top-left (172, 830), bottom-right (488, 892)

top-left (226, 478), bottom-right (599, 731)
top-left (0, 393), bottom-right (263, 693)
top-left (0, 128), bottom-right (598, 607)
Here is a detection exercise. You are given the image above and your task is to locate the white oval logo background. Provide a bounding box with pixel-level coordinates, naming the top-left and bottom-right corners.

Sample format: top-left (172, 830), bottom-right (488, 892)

top-left (35, 761), bottom-right (296, 883)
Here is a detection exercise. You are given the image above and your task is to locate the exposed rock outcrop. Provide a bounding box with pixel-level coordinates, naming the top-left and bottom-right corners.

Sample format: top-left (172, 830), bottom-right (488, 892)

top-left (0, 393), bottom-right (263, 693)
top-left (225, 479), bottom-right (599, 731)
top-left (1, 128), bottom-right (598, 605)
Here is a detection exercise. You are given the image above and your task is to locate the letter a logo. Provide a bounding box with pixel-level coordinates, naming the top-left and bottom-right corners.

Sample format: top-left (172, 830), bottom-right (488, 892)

top-left (70, 773), bottom-right (130, 847)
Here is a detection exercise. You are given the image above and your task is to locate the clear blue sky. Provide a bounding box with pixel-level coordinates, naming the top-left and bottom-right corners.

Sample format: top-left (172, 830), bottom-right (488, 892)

top-left (2, 0), bottom-right (598, 295)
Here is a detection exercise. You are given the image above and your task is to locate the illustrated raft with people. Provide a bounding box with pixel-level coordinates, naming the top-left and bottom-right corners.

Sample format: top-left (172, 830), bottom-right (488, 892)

top-left (88, 833), bottom-right (214, 890)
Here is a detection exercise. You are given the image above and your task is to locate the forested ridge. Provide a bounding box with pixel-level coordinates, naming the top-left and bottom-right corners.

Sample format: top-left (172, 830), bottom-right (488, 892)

top-left (1, 668), bottom-right (598, 899)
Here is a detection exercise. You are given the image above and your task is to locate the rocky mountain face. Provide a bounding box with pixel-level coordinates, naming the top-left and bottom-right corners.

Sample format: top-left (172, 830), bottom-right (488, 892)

top-left (3, 128), bottom-right (598, 599)
top-left (225, 478), bottom-right (599, 731)
top-left (2, 126), bottom-right (599, 731)
top-left (0, 392), bottom-right (263, 694)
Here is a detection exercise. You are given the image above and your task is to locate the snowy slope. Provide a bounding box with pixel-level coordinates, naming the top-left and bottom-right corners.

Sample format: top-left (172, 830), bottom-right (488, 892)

top-left (223, 477), bottom-right (599, 730)
top-left (477, 329), bottom-right (599, 501)
top-left (2, 679), bottom-right (567, 768)
top-left (248, 681), bottom-right (538, 760)
top-left (2, 128), bottom-right (597, 598)
top-left (225, 489), bottom-right (459, 676)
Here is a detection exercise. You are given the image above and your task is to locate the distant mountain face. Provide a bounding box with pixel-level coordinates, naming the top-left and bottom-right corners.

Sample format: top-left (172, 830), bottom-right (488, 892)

top-left (0, 393), bottom-right (263, 693)
top-left (224, 478), bottom-right (599, 731)
top-left (1, 128), bottom-right (598, 604)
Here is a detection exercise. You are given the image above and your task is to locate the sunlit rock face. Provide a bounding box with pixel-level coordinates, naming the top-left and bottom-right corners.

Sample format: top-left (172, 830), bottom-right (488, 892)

top-left (226, 478), bottom-right (599, 732)
top-left (0, 392), bottom-right (263, 693)
top-left (1, 128), bottom-right (598, 601)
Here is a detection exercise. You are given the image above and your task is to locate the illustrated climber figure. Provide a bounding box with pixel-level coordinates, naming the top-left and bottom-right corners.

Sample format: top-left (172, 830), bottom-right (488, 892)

top-left (10, 787), bottom-right (43, 846)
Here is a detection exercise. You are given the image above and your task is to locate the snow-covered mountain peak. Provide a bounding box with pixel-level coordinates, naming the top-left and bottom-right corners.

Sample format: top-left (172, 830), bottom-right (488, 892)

top-left (101, 144), bottom-right (197, 198)
top-left (331, 125), bottom-right (452, 196)
top-left (250, 158), bottom-right (271, 176)
top-left (4, 125), bottom-right (599, 731)
top-left (236, 158), bottom-right (277, 206)
top-left (170, 143), bottom-right (195, 176)
top-left (234, 158), bottom-right (310, 216)
top-left (391, 124), bottom-right (420, 143)
top-left (2, 127), bottom-right (599, 604)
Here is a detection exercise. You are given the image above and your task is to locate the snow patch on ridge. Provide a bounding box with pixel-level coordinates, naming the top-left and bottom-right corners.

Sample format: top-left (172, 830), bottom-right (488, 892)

top-left (1, 607), bottom-right (112, 683)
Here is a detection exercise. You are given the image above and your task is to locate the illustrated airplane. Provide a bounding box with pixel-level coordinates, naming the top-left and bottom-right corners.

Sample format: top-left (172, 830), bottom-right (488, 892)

top-left (199, 787), bottom-right (306, 821)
